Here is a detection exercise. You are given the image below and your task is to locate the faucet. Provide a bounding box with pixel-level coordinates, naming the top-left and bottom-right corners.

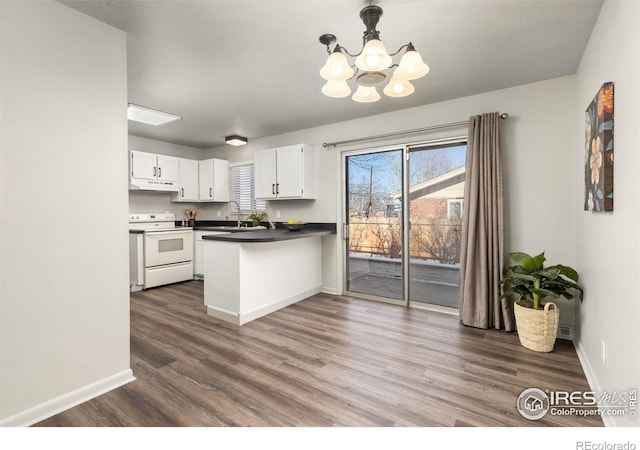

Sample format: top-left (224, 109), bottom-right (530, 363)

top-left (230, 201), bottom-right (241, 228)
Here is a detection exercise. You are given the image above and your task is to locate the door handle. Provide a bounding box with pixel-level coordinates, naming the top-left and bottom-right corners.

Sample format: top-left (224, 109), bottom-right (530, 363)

top-left (209, 188), bottom-right (212, 198)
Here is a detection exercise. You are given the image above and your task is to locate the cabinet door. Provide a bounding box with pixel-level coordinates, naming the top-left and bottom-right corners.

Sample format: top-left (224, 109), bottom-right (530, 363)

top-left (254, 149), bottom-right (277, 199)
top-left (131, 150), bottom-right (157, 180)
top-left (212, 159), bottom-right (230, 202)
top-left (157, 155), bottom-right (179, 182)
top-left (195, 240), bottom-right (204, 276)
top-left (198, 159), bottom-right (214, 200)
top-left (276, 145), bottom-right (303, 198)
top-left (178, 158), bottom-right (199, 201)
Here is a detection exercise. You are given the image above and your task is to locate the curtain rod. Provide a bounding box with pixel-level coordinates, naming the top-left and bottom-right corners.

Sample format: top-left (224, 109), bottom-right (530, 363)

top-left (322, 112), bottom-right (509, 148)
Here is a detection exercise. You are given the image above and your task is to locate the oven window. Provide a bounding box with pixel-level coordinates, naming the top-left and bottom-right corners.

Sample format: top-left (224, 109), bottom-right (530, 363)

top-left (158, 238), bottom-right (184, 253)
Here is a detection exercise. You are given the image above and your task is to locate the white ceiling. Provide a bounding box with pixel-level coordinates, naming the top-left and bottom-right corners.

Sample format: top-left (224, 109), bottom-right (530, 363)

top-left (62, 0), bottom-right (603, 149)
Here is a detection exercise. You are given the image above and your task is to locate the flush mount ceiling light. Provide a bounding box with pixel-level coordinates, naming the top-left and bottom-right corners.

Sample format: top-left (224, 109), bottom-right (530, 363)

top-left (319, 5), bottom-right (429, 103)
top-left (225, 135), bottom-right (248, 146)
top-left (127, 103), bottom-right (181, 126)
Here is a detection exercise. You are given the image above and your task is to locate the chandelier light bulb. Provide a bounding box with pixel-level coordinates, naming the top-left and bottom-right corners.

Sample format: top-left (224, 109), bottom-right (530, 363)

top-left (383, 77), bottom-right (415, 97)
top-left (320, 48), bottom-right (354, 81)
top-left (321, 80), bottom-right (352, 98)
top-left (352, 85), bottom-right (381, 103)
top-left (355, 39), bottom-right (392, 72)
top-left (393, 45), bottom-right (430, 81)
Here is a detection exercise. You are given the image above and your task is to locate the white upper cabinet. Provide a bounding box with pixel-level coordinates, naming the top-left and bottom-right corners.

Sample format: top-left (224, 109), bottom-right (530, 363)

top-left (254, 144), bottom-right (315, 200)
top-left (254, 149), bottom-right (277, 199)
top-left (170, 158), bottom-right (199, 202)
top-left (198, 158), bottom-right (230, 202)
top-left (130, 150), bottom-right (179, 191)
top-left (156, 155), bottom-right (179, 182)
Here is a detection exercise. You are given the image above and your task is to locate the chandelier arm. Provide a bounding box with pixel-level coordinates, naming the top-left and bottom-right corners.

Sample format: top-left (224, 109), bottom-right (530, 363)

top-left (387, 43), bottom-right (412, 57)
top-left (338, 45), bottom-right (363, 58)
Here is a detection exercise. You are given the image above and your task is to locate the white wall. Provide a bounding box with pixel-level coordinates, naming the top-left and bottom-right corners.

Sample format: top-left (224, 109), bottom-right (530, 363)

top-left (0, 1), bottom-right (132, 425)
top-left (206, 76), bottom-right (578, 316)
top-left (574, 0), bottom-right (640, 427)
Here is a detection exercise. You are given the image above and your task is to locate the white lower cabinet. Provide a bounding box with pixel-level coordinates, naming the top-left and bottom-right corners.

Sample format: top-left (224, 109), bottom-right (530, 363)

top-left (194, 231), bottom-right (230, 277)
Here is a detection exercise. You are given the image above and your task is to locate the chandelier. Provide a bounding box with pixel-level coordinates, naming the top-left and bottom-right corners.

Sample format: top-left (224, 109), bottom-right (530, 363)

top-left (318, 5), bottom-right (429, 103)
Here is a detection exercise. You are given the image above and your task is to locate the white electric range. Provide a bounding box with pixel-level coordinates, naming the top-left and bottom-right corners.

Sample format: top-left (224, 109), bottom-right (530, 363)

top-left (129, 213), bottom-right (194, 291)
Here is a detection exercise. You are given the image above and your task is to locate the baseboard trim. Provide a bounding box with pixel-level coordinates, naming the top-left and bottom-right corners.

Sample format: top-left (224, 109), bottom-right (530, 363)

top-left (320, 287), bottom-right (339, 295)
top-left (206, 305), bottom-right (240, 324)
top-left (574, 340), bottom-right (618, 427)
top-left (207, 287), bottom-right (322, 326)
top-left (240, 286), bottom-right (321, 325)
top-left (0, 369), bottom-right (135, 427)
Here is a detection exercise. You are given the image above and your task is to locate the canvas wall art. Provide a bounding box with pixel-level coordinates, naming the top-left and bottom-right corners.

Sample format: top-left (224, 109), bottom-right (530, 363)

top-left (584, 82), bottom-right (614, 212)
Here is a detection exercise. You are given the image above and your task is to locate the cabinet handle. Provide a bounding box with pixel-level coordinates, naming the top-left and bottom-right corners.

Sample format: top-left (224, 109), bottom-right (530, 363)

top-left (276, 183), bottom-right (279, 194)
top-left (209, 188), bottom-right (212, 198)
top-left (158, 167), bottom-right (161, 178)
top-left (272, 184), bottom-right (275, 195)
top-left (181, 188), bottom-right (184, 197)
top-left (153, 166), bottom-right (157, 177)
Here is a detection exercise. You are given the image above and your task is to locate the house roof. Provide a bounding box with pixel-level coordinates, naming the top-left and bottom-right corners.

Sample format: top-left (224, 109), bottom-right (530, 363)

top-left (394, 166), bottom-right (465, 201)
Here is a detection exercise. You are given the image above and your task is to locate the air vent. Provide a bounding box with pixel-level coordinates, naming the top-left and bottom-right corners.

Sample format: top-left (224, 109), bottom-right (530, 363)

top-left (558, 325), bottom-right (575, 340)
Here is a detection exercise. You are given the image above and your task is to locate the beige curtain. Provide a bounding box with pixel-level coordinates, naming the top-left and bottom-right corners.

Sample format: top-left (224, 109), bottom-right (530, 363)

top-left (459, 112), bottom-right (515, 331)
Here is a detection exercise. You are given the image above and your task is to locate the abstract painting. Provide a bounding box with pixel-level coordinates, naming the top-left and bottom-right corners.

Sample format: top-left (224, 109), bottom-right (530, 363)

top-left (584, 82), bottom-right (614, 212)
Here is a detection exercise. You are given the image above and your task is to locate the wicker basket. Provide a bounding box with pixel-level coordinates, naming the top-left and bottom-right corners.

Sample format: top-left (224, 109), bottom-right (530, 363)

top-left (514, 300), bottom-right (559, 352)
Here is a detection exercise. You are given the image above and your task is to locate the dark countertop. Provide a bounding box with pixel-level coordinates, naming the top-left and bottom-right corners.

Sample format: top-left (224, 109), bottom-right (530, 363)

top-left (202, 228), bottom-right (333, 243)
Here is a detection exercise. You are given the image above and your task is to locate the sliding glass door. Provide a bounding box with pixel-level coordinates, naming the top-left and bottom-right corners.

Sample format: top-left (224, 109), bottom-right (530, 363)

top-left (407, 143), bottom-right (466, 308)
top-left (343, 139), bottom-right (466, 310)
top-left (345, 148), bottom-right (404, 301)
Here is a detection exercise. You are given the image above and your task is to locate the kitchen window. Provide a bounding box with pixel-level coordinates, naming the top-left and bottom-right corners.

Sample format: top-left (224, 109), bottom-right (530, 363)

top-left (230, 162), bottom-right (266, 212)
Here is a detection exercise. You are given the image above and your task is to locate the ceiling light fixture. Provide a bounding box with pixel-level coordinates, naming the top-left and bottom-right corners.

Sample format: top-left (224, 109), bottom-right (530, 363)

top-left (225, 135), bottom-right (248, 146)
top-left (127, 103), bottom-right (181, 126)
top-left (319, 5), bottom-right (429, 103)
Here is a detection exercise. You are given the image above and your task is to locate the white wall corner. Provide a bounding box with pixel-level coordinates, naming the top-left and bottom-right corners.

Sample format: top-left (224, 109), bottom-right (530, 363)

top-left (0, 370), bottom-right (135, 427)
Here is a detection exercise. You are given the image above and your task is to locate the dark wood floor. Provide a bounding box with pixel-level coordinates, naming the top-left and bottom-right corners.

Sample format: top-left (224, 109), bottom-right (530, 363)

top-left (36, 280), bottom-right (601, 427)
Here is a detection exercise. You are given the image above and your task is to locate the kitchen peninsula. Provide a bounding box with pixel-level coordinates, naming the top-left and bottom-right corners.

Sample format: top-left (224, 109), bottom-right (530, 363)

top-left (202, 227), bottom-right (334, 325)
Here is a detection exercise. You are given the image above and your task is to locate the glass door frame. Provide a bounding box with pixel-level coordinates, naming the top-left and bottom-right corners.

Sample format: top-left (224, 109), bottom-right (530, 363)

top-left (341, 136), bottom-right (466, 313)
top-left (342, 145), bottom-right (406, 307)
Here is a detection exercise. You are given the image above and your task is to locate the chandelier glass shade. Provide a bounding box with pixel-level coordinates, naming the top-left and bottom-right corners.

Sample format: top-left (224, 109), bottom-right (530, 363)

top-left (319, 5), bottom-right (429, 103)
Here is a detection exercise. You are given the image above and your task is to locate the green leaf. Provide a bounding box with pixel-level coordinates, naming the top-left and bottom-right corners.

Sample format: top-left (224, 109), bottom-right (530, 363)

top-left (539, 268), bottom-right (560, 279)
top-left (510, 252), bottom-right (530, 262)
top-left (553, 265), bottom-right (579, 282)
top-left (606, 140), bottom-right (613, 151)
top-left (532, 288), bottom-right (560, 299)
top-left (523, 252), bottom-right (545, 271)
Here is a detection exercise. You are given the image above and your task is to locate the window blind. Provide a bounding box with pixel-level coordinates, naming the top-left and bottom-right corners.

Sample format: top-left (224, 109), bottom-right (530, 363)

top-left (231, 163), bottom-right (266, 211)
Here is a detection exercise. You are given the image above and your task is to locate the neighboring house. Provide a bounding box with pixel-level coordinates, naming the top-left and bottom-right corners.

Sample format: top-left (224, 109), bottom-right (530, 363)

top-left (395, 166), bottom-right (466, 221)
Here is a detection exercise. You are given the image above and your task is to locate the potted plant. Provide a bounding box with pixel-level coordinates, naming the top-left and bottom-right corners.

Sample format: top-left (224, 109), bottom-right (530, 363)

top-left (247, 211), bottom-right (267, 227)
top-left (499, 252), bottom-right (583, 352)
